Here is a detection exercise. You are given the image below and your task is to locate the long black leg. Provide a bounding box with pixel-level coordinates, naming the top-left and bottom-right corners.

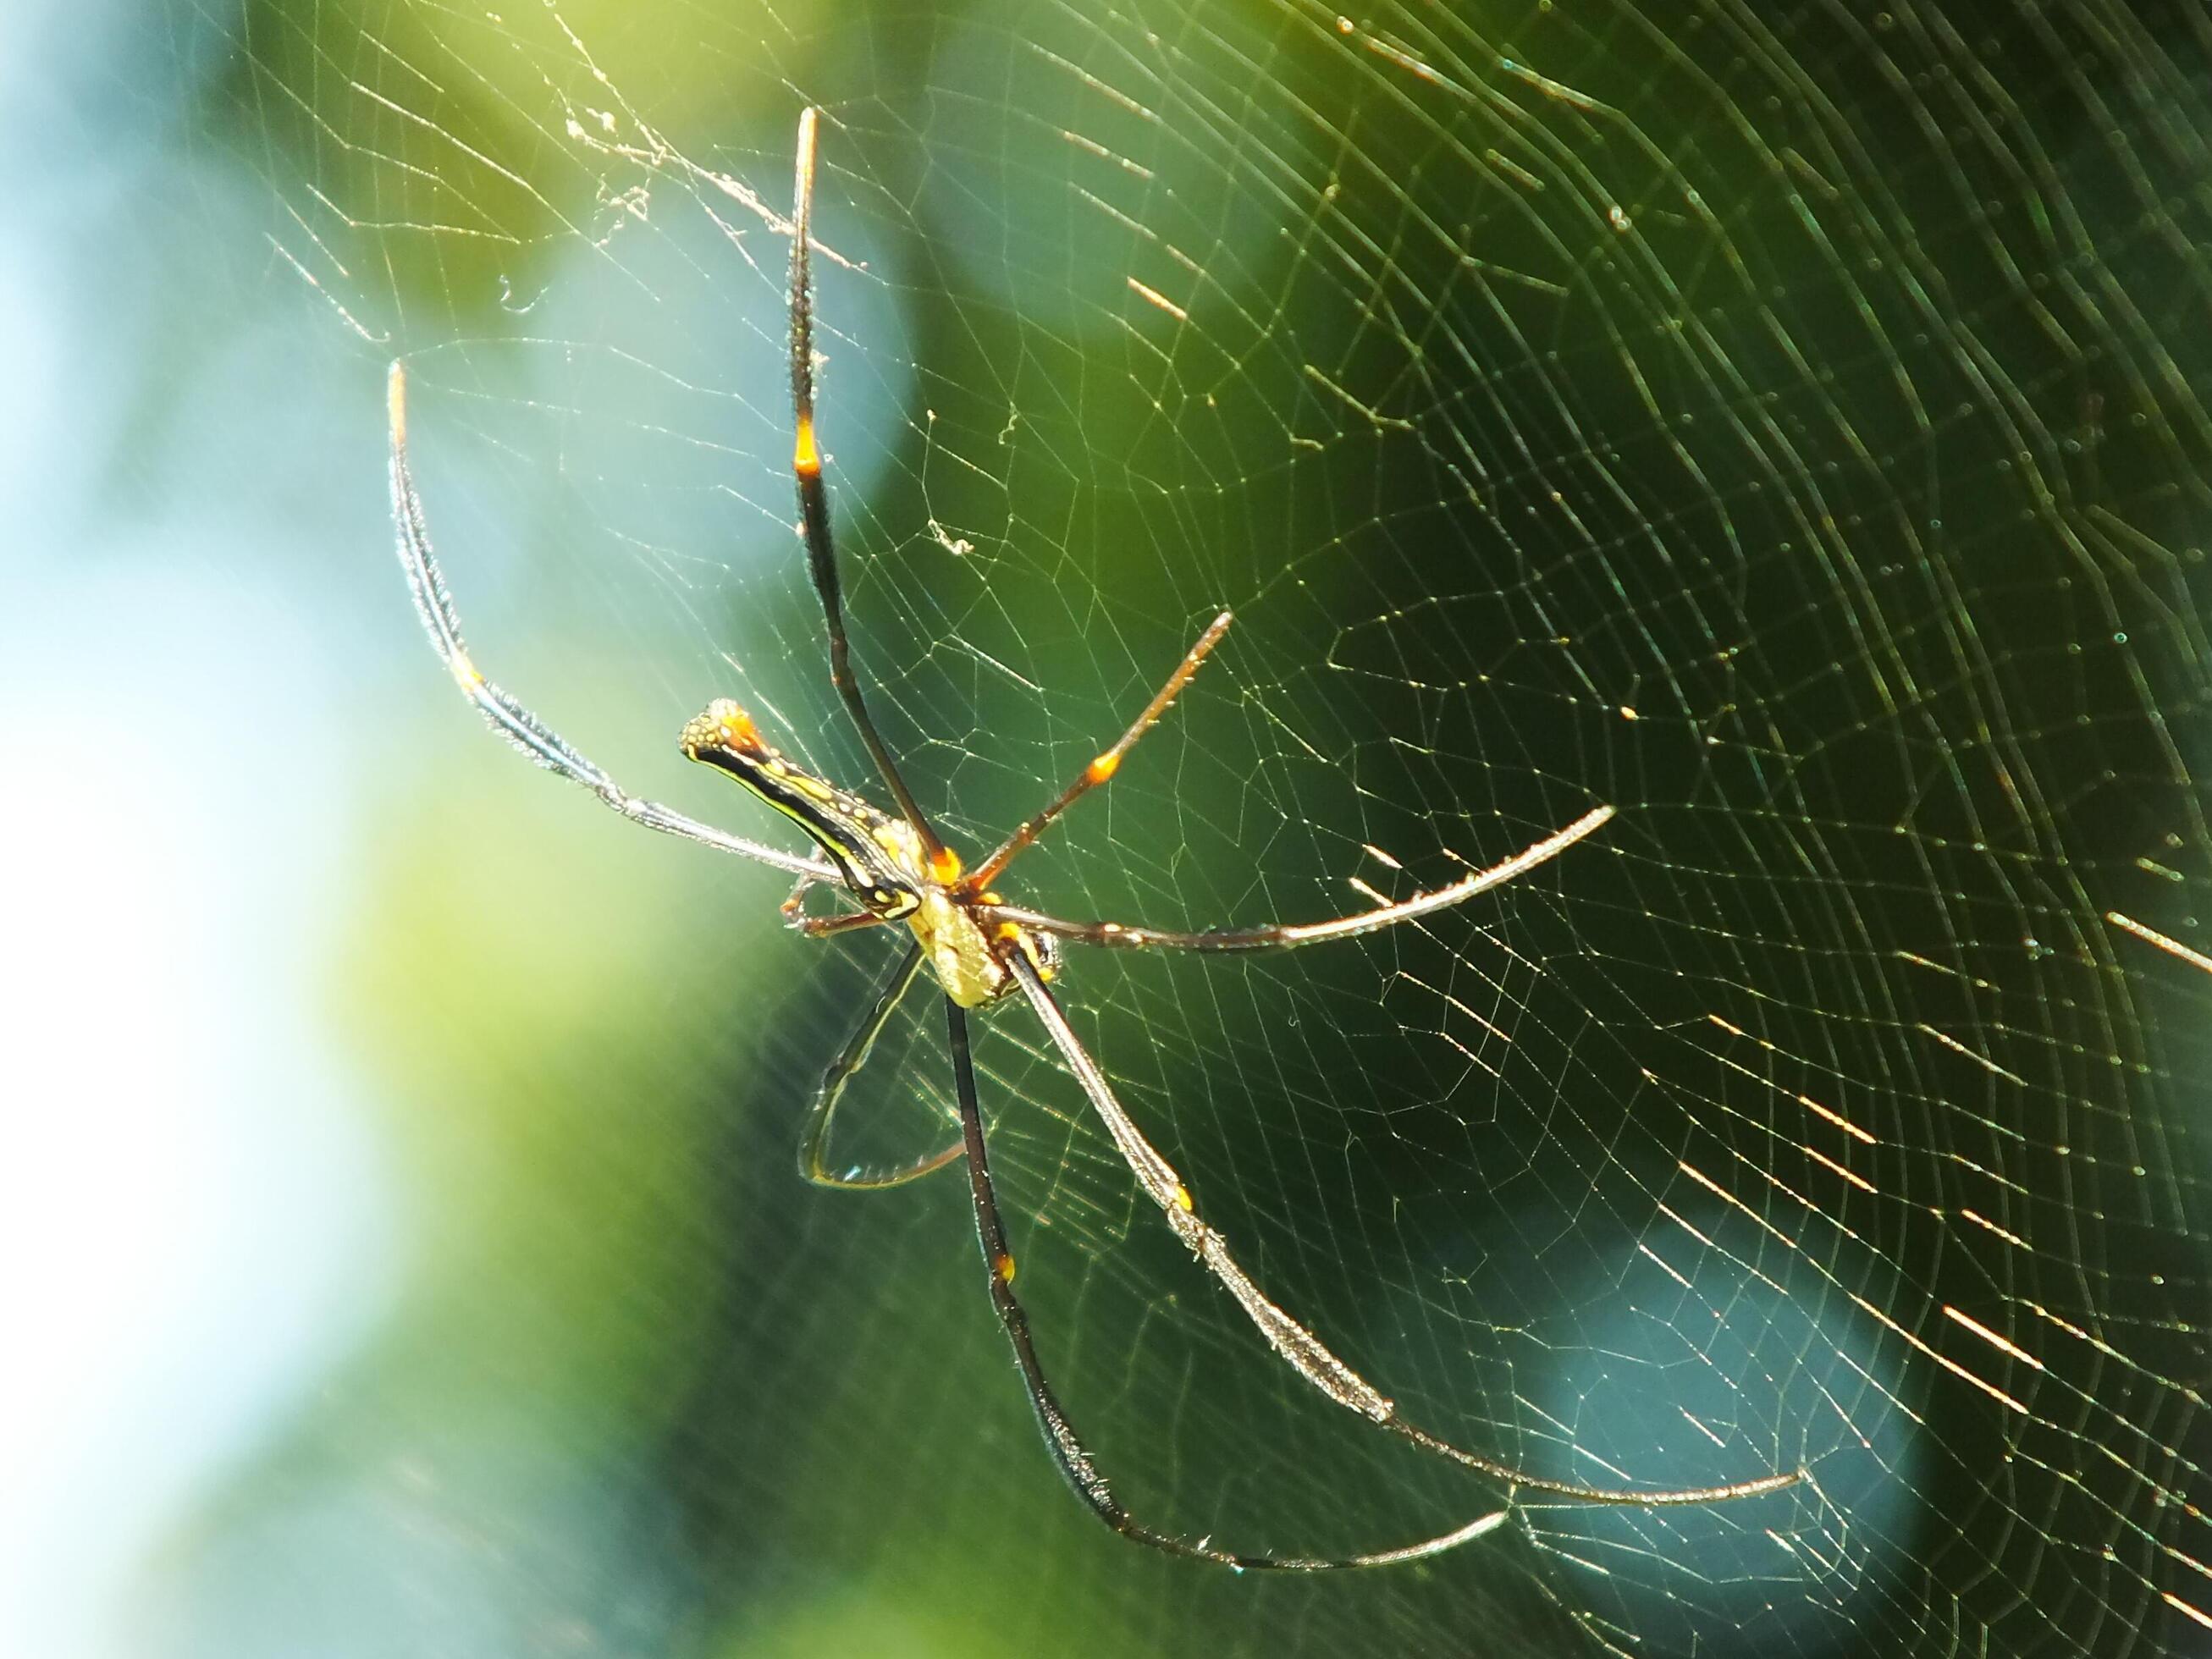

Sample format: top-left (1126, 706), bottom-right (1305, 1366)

top-left (944, 997), bottom-right (1514, 1570)
top-left (788, 107), bottom-right (954, 877)
top-left (799, 943), bottom-right (964, 1189)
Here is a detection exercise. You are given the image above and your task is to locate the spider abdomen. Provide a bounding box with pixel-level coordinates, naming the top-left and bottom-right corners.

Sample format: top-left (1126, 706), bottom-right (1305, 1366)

top-left (683, 697), bottom-right (925, 919)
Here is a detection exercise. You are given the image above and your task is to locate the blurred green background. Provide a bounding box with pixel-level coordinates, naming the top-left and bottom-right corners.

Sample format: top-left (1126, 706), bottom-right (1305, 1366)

top-left (8, 1), bottom-right (2209, 1655)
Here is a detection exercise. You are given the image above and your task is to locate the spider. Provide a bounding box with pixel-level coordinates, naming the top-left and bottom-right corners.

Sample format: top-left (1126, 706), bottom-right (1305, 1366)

top-left (383, 106), bottom-right (1802, 1571)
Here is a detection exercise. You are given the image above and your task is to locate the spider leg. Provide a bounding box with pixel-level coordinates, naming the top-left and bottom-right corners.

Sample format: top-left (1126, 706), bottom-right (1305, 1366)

top-left (965, 610), bottom-right (1233, 892)
top-left (791, 908), bottom-right (891, 940)
top-left (944, 995), bottom-right (1514, 1569)
top-left (787, 108), bottom-right (956, 880)
top-left (778, 872), bottom-right (892, 938)
top-left (386, 362), bottom-right (836, 885)
top-left (799, 943), bottom-right (966, 1189)
top-left (983, 803), bottom-right (1616, 952)
top-left (1004, 951), bottom-right (1804, 1508)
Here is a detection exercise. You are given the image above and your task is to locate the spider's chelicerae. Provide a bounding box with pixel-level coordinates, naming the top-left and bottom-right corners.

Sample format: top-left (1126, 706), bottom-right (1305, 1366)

top-left (384, 106), bottom-right (1802, 1570)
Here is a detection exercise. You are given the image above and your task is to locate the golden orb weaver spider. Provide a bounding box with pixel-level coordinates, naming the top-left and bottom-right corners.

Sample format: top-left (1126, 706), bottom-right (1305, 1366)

top-left (383, 106), bottom-right (1803, 1571)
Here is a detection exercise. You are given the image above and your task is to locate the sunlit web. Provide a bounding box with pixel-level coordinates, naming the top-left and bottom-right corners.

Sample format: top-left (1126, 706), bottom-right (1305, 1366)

top-left (190, 1), bottom-right (2209, 1653)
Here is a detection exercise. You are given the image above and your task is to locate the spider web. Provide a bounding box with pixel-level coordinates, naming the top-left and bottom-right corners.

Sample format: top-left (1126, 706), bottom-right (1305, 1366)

top-left (165, 0), bottom-right (2209, 1653)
